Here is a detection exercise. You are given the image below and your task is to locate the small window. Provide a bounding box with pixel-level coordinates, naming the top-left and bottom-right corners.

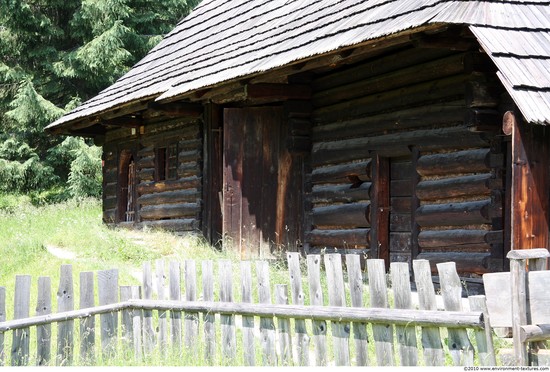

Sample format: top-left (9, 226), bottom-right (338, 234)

top-left (155, 143), bottom-right (178, 181)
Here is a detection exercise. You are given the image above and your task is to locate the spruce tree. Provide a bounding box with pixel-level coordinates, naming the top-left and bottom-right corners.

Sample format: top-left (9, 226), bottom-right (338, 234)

top-left (0, 0), bottom-right (200, 197)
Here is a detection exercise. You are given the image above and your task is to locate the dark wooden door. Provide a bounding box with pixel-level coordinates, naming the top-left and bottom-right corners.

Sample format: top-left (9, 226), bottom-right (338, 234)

top-left (223, 107), bottom-right (284, 259)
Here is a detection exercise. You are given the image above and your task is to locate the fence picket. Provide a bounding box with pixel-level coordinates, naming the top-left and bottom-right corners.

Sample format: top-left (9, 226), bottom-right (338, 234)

top-left (256, 260), bottom-right (277, 366)
top-left (307, 255), bottom-right (327, 366)
top-left (155, 259), bottom-right (167, 353)
top-left (98, 269), bottom-right (118, 359)
top-left (120, 286), bottom-right (133, 346)
top-left (367, 259), bottom-right (395, 366)
top-left (346, 254), bottom-right (369, 366)
top-left (169, 261), bottom-right (182, 353)
top-left (287, 252), bottom-right (309, 365)
top-left (412, 259), bottom-right (445, 366)
top-left (437, 262), bottom-right (474, 366)
top-left (0, 286), bottom-right (5, 365)
top-left (142, 262), bottom-right (155, 354)
top-left (325, 254), bottom-right (351, 366)
top-left (240, 261), bottom-right (255, 366)
top-left (202, 260), bottom-right (215, 364)
top-left (184, 260), bottom-right (199, 355)
top-left (276, 284), bottom-right (293, 365)
top-left (36, 276), bottom-right (52, 366)
top-left (130, 286), bottom-right (143, 361)
top-left (390, 262), bottom-right (418, 366)
top-left (56, 265), bottom-right (74, 366)
top-left (12, 275), bottom-right (31, 366)
top-left (469, 295), bottom-right (496, 366)
top-left (79, 272), bottom-right (95, 365)
top-left (219, 260), bottom-right (236, 363)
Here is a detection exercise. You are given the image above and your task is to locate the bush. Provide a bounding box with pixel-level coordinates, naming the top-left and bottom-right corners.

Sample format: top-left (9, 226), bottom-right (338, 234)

top-left (67, 139), bottom-right (102, 198)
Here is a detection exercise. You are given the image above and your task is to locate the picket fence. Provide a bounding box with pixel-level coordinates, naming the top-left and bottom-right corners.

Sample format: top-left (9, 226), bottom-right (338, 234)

top-left (0, 253), bottom-right (494, 366)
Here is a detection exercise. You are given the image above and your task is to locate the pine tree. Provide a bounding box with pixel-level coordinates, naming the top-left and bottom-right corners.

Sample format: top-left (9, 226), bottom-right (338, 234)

top-left (0, 0), bottom-right (200, 196)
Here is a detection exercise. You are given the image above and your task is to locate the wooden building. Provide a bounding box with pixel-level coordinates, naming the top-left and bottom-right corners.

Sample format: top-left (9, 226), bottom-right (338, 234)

top-left (47, 0), bottom-right (550, 276)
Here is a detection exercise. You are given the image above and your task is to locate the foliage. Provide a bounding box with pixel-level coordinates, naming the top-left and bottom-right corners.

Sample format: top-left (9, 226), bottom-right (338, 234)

top-left (0, 0), bottom-right (201, 195)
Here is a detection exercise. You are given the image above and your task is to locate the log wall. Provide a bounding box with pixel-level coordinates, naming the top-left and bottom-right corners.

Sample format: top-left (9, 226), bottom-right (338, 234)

top-left (102, 117), bottom-right (203, 233)
top-left (308, 45), bottom-right (505, 274)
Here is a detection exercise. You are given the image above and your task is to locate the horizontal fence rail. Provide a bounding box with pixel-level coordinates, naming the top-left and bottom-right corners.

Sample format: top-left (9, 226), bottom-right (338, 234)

top-left (0, 253), bottom-right (495, 367)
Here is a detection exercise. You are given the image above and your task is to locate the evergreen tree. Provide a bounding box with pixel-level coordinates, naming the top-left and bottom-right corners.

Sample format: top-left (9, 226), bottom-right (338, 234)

top-left (0, 0), bottom-right (200, 197)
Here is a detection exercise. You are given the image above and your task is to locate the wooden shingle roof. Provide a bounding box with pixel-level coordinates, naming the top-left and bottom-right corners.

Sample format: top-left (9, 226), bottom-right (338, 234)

top-left (47, 0), bottom-right (550, 130)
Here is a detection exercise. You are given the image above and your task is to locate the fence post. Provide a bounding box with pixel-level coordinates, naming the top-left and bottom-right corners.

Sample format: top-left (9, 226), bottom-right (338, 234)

top-left (130, 286), bottom-right (143, 362)
top-left (390, 262), bottom-right (418, 366)
top-left (98, 269), bottom-right (118, 359)
top-left (240, 261), bottom-right (255, 366)
top-left (184, 260), bottom-right (199, 356)
top-left (36, 276), bottom-right (52, 366)
top-left (275, 284), bottom-right (292, 365)
top-left (120, 286), bottom-right (133, 347)
top-left (220, 260), bottom-right (236, 364)
top-left (0, 286), bottom-right (5, 365)
top-left (367, 259), bottom-right (394, 366)
top-left (142, 262), bottom-right (155, 354)
top-left (469, 295), bottom-right (496, 366)
top-left (202, 260), bottom-right (215, 364)
top-left (155, 259), bottom-right (167, 355)
top-left (346, 254), bottom-right (369, 366)
top-left (80, 271), bottom-right (95, 365)
top-left (437, 262), bottom-right (474, 366)
top-left (169, 261), bottom-right (182, 354)
top-left (287, 252), bottom-right (309, 366)
top-left (307, 255), bottom-right (327, 366)
top-left (507, 248), bottom-right (550, 366)
top-left (56, 265), bottom-right (74, 366)
top-left (256, 260), bottom-right (277, 366)
top-left (325, 254), bottom-right (351, 366)
top-left (12, 275), bottom-right (31, 366)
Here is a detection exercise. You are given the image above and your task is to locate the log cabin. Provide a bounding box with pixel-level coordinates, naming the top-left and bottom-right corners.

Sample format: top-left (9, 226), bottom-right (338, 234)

top-left (47, 0), bottom-right (550, 278)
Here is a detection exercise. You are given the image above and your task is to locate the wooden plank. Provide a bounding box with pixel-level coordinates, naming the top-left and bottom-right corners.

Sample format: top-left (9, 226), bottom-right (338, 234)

top-left (412, 259), bottom-right (445, 366)
top-left (287, 252), bottom-right (309, 365)
top-left (346, 254), bottom-right (369, 366)
top-left (469, 295), bottom-right (497, 366)
top-left (436, 262), bottom-right (474, 366)
top-left (367, 259), bottom-right (395, 366)
top-left (307, 255), bottom-right (327, 366)
top-left (155, 260), bottom-right (167, 353)
top-left (219, 260), bottom-right (236, 363)
top-left (390, 262), bottom-right (418, 366)
top-left (527, 271), bottom-right (550, 324)
top-left (311, 161), bottom-right (371, 184)
top-left (120, 286), bottom-right (133, 347)
top-left (140, 218), bottom-right (198, 232)
top-left (202, 260), bottom-right (215, 364)
top-left (98, 269), bottom-right (118, 359)
top-left (416, 173), bottom-right (491, 201)
top-left (311, 182), bottom-right (371, 204)
top-left (307, 228), bottom-right (370, 248)
top-left (416, 252), bottom-right (491, 275)
top-left (169, 261), bottom-right (182, 353)
top-left (256, 260), bottom-right (277, 365)
top-left (130, 286), bottom-right (143, 362)
top-left (137, 189), bottom-right (199, 206)
top-left (371, 154), bottom-right (390, 267)
top-left (12, 275), bottom-right (31, 366)
top-left (56, 265), bottom-right (74, 366)
top-left (36, 277), bottom-right (52, 366)
top-left (139, 202), bottom-right (199, 220)
top-left (79, 272), bottom-right (95, 365)
top-left (137, 177), bottom-right (201, 195)
top-left (184, 260), bottom-right (199, 355)
top-left (482, 272), bottom-right (512, 327)
top-left (324, 254), bottom-right (350, 366)
top-left (142, 262), bottom-right (155, 354)
top-left (416, 148), bottom-right (490, 177)
top-left (275, 285), bottom-right (293, 366)
top-left (0, 287), bottom-right (4, 365)
top-left (240, 261), bottom-right (255, 366)
top-left (415, 200), bottom-right (491, 227)
top-left (418, 229), bottom-right (496, 250)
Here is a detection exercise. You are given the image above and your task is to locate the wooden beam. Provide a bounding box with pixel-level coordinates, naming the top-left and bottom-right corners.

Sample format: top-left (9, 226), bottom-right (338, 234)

top-left (101, 117), bottom-right (142, 128)
top-left (245, 83), bottom-right (311, 101)
top-left (148, 102), bottom-right (203, 118)
top-left (370, 154), bottom-right (390, 269)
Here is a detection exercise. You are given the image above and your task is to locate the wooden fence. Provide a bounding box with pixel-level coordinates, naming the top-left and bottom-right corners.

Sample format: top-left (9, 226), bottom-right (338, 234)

top-left (0, 253), bottom-right (494, 366)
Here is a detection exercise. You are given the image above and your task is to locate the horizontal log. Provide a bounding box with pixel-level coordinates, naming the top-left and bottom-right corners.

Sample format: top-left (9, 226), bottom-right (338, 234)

top-left (312, 202), bottom-right (370, 228)
top-left (416, 174), bottom-right (492, 201)
top-left (139, 203), bottom-right (199, 220)
top-left (313, 53), bottom-right (474, 107)
top-left (137, 177), bottom-right (201, 195)
top-left (103, 196), bottom-right (117, 211)
top-left (178, 149), bottom-right (201, 163)
top-left (0, 299), bottom-right (484, 332)
top-left (311, 182), bottom-right (371, 204)
top-left (246, 83), bottom-right (311, 101)
top-left (140, 218), bottom-right (198, 232)
top-left (104, 182), bottom-right (117, 199)
top-left (177, 162), bottom-right (200, 178)
top-left (311, 160), bottom-right (371, 184)
top-left (418, 229), bottom-right (497, 250)
top-left (178, 138), bottom-right (202, 151)
top-left (307, 228), bottom-right (370, 248)
top-left (312, 126), bottom-right (489, 166)
top-left (415, 200), bottom-right (491, 227)
top-left (137, 156), bottom-right (155, 169)
top-left (137, 146), bottom-right (154, 158)
top-left (148, 102), bottom-right (202, 118)
top-left (138, 189), bottom-right (200, 206)
top-left (520, 324), bottom-right (550, 343)
top-left (138, 168), bottom-right (155, 182)
top-left (312, 101), bottom-right (465, 142)
top-left (103, 168), bottom-right (118, 184)
top-left (103, 209), bottom-right (115, 224)
top-left (416, 148), bottom-right (490, 177)
top-left (416, 251), bottom-right (491, 275)
top-left (390, 213), bottom-right (411, 232)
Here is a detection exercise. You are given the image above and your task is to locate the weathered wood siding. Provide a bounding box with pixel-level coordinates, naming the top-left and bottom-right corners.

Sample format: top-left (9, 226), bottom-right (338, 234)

top-left (308, 46), bottom-right (505, 275)
top-left (102, 117), bottom-right (202, 233)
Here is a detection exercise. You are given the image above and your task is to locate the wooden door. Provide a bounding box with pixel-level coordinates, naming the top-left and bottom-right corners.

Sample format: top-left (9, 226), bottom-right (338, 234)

top-left (223, 107), bottom-right (284, 259)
